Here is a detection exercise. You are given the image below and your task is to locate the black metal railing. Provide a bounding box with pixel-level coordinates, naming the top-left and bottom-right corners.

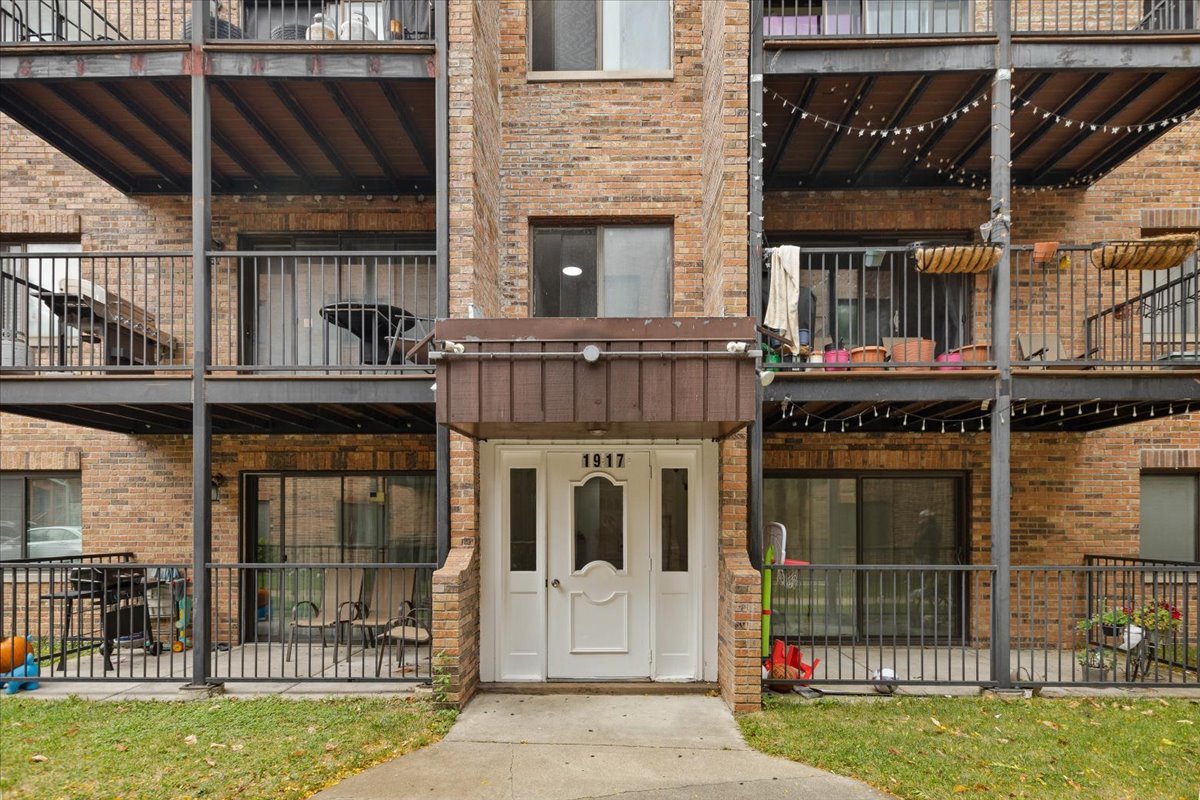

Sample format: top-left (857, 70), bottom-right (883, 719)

top-left (210, 251), bottom-right (437, 374)
top-left (764, 564), bottom-right (994, 686)
top-left (761, 246), bottom-right (994, 371)
top-left (0, 0), bottom-right (436, 43)
top-left (762, 0), bottom-right (993, 37)
top-left (1012, 0), bottom-right (1200, 33)
top-left (1, 560), bottom-right (434, 682)
top-left (1, 551), bottom-right (134, 565)
top-left (208, 562), bottom-right (434, 681)
top-left (1013, 244), bottom-right (1199, 369)
top-left (762, 561), bottom-right (1198, 690)
top-left (1013, 563), bottom-right (1198, 685)
top-left (0, 252), bottom-right (191, 373)
top-left (1, 560), bottom-right (192, 681)
top-left (761, 0), bottom-right (1198, 37)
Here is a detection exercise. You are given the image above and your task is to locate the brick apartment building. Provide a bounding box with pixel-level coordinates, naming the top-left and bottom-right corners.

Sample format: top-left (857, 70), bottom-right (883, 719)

top-left (1, 1), bottom-right (1198, 711)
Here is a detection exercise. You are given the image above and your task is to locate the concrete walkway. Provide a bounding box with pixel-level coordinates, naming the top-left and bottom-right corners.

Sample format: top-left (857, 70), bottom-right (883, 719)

top-left (313, 693), bottom-right (890, 800)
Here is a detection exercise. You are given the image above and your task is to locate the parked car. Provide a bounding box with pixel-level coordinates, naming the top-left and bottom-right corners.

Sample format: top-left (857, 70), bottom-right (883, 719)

top-left (25, 525), bottom-right (82, 559)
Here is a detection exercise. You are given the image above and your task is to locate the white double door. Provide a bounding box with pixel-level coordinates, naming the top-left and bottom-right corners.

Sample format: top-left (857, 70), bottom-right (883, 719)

top-left (488, 444), bottom-right (708, 682)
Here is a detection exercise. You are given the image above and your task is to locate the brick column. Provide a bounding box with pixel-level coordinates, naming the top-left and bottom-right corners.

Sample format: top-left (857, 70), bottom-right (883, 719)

top-left (717, 431), bottom-right (761, 711)
top-left (432, 431), bottom-right (482, 706)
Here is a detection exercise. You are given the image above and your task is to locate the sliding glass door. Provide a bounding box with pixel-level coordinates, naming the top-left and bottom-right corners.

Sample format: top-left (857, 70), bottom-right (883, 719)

top-left (764, 472), bottom-right (967, 641)
top-left (241, 471), bottom-right (435, 638)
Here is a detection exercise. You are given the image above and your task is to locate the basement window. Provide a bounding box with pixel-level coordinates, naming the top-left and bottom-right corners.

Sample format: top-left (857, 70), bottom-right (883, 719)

top-left (532, 225), bottom-right (672, 317)
top-left (528, 0), bottom-right (672, 79)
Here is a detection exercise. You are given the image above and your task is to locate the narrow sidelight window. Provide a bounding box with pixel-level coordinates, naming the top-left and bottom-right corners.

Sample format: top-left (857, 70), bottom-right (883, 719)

top-left (510, 468), bottom-right (538, 571)
top-left (661, 468), bottom-right (688, 572)
top-left (532, 225), bottom-right (672, 317)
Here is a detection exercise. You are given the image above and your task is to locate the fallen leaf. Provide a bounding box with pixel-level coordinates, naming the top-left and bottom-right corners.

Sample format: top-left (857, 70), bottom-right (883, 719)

top-left (931, 717), bottom-right (945, 729)
top-left (953, 785), bottom-right (968, 793)
top-left (204, 758), bottom-right (217, 767)
top-left (1066, 778), bottom-right (1082, 791)
top-left (183, 735), bottom-right (198, 745)
top-left (1160, 738), bottom-right (1176, 746)
top-left (1040, 720), bottom-right (1061, 730)
top-left (325, 742), bottom-right (338, 752)
top-left (1177, 720), bottom-right (1194, 725)
top-left (30, 755), bottom-right (48, 763)
top-left (115, 744), bottom-right (128, 752)
top-left (209, 742), bottom-right (227, 749)
top-left (887, 746), bottom-right (903, 756)
top-left (231, 743), bottom-right (245, 751)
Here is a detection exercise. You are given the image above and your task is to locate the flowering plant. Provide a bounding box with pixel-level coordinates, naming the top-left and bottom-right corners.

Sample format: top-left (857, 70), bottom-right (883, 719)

top-left (1130, 599), bottom-right (1183, 633)
top-left (1076, 603), bottom-right (1129, 632)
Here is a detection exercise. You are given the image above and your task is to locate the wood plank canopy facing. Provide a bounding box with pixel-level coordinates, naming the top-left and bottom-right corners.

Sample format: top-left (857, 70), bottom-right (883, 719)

top-left (434, 318), bottom-right (759, 440)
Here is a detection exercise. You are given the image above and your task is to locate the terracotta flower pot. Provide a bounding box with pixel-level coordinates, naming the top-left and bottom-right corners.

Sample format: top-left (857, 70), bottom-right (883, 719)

top-left (890, 338), bottom-right (936, 371)
top-left (951, 343), bottom-right (991, 371)
top-left (1033, 241), bottom-right (1060, 265)
top-left (849, 345), bottom-right (888, 371)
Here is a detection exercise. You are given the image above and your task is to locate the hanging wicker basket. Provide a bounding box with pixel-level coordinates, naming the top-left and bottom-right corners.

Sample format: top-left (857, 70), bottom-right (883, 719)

top-left (911, 243), bottom-right (1001, 275)
top-left (1089, 233), bottom-right (1199, 272)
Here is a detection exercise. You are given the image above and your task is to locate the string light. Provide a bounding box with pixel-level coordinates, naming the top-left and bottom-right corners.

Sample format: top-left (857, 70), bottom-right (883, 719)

top-left (1013, 96), bottom-right (1200, 136)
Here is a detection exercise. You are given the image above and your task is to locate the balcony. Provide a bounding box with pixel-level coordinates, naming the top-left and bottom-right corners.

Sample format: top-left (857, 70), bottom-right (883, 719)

top-left (763, 0), bottom-right (1198, 41)
top-left (760, 243), bottom-right (1200, 430)
top-left (0, 250), bottom-right (438, 433)
top-left (0, 0), bottom-right (434, 44)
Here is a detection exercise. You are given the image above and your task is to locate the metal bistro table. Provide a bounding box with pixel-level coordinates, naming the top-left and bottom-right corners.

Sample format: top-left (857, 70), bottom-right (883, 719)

top-left (40, 568), bottom-right (165, 672)
top-left (320, 302), bottom-right (417, 366)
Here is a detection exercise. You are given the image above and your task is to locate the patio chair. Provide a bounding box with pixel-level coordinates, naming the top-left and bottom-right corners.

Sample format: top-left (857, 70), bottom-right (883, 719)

top-left (1015, 332), bottom-right (1091, 369)
top-left (284, 567), bottom-right (365, 664)
top-left (345, 568), bottom-right (431, 676)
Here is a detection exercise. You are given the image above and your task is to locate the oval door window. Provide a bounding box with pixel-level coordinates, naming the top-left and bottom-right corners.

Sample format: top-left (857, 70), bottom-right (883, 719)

top-left (573, 475), bottom-right (624, 572)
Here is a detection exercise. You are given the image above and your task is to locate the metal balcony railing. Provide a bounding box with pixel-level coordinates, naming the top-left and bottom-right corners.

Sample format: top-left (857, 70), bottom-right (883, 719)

top-left (762, 0), bottom-right (994, 37)
top-left (210, 250), bottom-right (437, 374)
top-left (761, 0), bottom-right (1198, 38)
top-left (1013, 243), bottom-right (1199, 369)
top-left (0, 0), bottom-right (435, 43)
top-left (763, 560), bottom-right (1198, 689)
top-left (760, 246), bottom-right (995, 371)
top-left (0, 559), bottom-right (434, 682)
top-left (0, 252), bottom-right (192, 373)
top-left (0, 250), bottom-right (439, 375)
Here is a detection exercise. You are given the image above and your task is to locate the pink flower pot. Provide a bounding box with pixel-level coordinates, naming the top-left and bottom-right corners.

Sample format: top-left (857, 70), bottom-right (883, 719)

top-left (823, 348), bottom-right (850, 372)
top-left (935, 352), bottom-right (963, 371)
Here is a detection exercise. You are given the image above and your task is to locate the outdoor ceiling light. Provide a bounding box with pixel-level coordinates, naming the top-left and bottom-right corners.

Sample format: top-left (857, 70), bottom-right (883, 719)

top-left (562, 265), bottom-right (583, 277)
top-left (581, 345), bottom-right (602, 363)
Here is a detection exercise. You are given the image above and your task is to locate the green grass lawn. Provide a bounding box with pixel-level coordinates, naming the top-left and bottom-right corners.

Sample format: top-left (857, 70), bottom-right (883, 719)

top-left (740, 695), bottom-right (1199, 800)
top-left (0, 696), bottom-right (455, 800)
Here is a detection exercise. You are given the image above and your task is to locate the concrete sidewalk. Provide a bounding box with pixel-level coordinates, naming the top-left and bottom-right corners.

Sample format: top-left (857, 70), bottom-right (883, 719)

top-left (313, 693), bottom-right (890, 800)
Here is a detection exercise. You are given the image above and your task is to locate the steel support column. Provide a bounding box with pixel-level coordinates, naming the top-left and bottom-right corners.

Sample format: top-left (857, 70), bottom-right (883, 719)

top-left (434, 3), bottom-right (450, 569)
top-left (188, 0), bottom-right (216, 689)
top-left (748, 0), bottom-right (764, 570)
top-left (989, 0), bottom-right (1013, 690)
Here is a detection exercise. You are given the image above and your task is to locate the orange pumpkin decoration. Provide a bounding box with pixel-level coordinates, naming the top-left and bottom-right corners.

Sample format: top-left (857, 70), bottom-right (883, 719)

top-left (0, 635), bottom-right (31, 673)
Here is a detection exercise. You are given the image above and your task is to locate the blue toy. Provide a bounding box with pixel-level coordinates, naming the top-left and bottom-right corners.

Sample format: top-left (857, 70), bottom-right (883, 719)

top-left (0, 653), bottom-right (40, 694)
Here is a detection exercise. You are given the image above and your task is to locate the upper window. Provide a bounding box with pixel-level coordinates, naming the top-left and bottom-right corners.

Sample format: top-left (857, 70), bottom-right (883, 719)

top-left (0, 473), bottom-right (82, 561)
top-left (529, 0), bottom-right (672, 76)
top-left (533, 225), bottom-right (672, 317)
top-left (1140, 473), bottom-right (1199, 562)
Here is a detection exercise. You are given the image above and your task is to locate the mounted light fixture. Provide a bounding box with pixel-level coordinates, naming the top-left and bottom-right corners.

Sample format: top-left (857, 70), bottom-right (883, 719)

top-left (759, 370), bottom-right (775, 388)
top-left (210, 474), bottom-right (227, 503)
top-left (726, 341), bottom-right (749, 354)
top-left (443, 341), bottom-right (466, 354)
top-left (562, 265), bottom-right (583, 277)
top-left (581, 345), bottom-right (602, 363)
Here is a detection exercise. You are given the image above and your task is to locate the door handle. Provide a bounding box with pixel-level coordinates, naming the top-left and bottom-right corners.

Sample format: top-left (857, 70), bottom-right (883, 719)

top-left (550, 578), bottom-right (561, 588)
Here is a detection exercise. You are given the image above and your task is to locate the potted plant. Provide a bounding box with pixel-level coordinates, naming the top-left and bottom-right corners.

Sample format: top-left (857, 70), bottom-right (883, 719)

top-left (1130, 599), bottom-right (1183, 646)
top-left (1077, 603), bottom-right (1129, 637)
top-left (1077, 648), bottom-right (1115, 682)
